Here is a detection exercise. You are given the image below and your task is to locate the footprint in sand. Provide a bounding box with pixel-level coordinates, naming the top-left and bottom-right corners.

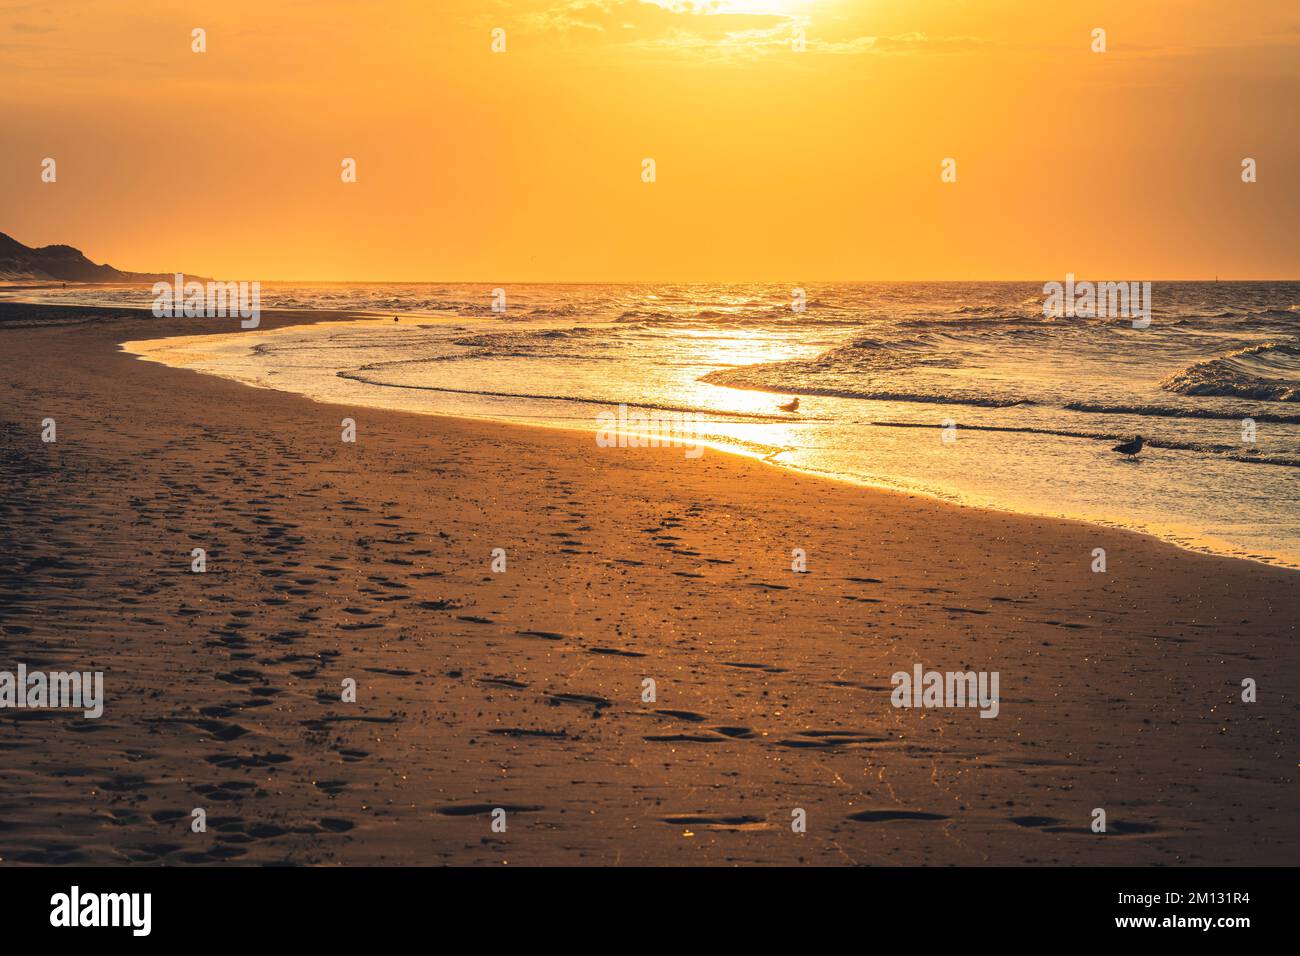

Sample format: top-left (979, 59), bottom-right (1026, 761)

top-left (515, 629), bottom-right (565, 641)
top-left (1010, 815), bottom-right (1062, 828)
top-left (205, 752), bottom-right (292, 770)
top-left (1039, 820), bottom-right (1161, 836)
top-left (849, 810), bottom-right (950, 823)
top-left (721, 661), bottom-right (788, 674)
top-left (480, 677), bottom-right (529, 689)
top-left (654, 709), bottom-right (707, 722)
top-left (194, 781), bottom-right (261, 802)
top-left (434, 803), bottom-right (542, 816)
top-left (547, 692), bottom-right (611, 710)
top-left (318, 818), bottom-right (356, 833)
top-left (712, 726), bottom-right (757, 739)
top-left (660, 814), bottom-right (768, 831)
top-left (587, 646), bottom-right (645, 658)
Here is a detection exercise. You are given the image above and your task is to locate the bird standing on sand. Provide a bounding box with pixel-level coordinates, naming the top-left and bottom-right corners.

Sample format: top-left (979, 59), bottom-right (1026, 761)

top-left (778, 398), bottom-right (800, 413)
top-left (1112, 435), bottom-right (1144, 458)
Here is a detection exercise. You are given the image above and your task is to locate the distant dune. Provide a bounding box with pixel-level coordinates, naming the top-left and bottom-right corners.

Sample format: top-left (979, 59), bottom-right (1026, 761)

top-left (0, 230), bottom-right (199, 283)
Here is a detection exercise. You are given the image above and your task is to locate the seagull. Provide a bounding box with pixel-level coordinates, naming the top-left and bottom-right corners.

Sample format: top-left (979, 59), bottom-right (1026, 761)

top-left (778, 398), bottom-right (800, 413)
top-left (1112, 435), bottom-right (1144, 458)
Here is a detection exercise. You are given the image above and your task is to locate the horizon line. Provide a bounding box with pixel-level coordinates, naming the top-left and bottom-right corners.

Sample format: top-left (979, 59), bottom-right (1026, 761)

top-left (18, 276), bottom-right (1300, 286)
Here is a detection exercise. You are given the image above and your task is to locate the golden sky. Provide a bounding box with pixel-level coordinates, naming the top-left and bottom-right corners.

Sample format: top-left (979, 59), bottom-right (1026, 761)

top-left (1, 0), bottom-right (1297, 281)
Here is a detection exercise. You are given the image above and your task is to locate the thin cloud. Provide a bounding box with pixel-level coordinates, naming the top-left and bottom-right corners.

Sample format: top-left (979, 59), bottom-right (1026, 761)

top-left (512, 0), bottom-right (987, 59)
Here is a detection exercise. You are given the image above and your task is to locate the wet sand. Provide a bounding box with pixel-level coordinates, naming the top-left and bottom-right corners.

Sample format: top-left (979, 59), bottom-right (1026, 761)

top-left (0, 301), bottom-right (1295, 865)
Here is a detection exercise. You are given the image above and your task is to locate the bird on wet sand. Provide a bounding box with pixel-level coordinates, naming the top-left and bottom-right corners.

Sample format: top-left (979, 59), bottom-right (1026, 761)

top-left (1112, 435), bottom-right (1144, 458)
top-left (778, 398), bottom-right (800, 413)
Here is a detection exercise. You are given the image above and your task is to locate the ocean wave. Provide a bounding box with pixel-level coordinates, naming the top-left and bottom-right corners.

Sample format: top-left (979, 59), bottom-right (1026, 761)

top-left (902, 314), bottom-right (1042, 328)
top-left (332, 369), bottom-right (795, 420)
top-left (1061, 400), bottom-right (1300, 424)
top-left (1160, 342), bottom-right (1300, 402)
top-left (698, 334), bottom-right (998, 405)
top-left (950, 304), bottom-right (1010, 315)
top-left (439, 327), bottom-right (623, 361)
top-left (700, 375), bottom-right (1026, 408)
top-left (614, 306), bottom-right (864, 327)
top-left (869, 421), bottom-right (1300, 468)
top-left (701, 376), bottom-right (1300, 422)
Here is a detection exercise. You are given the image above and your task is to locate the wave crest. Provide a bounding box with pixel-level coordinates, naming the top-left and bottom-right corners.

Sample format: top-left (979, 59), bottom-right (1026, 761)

top-left (1160, 342), bottom-right (1300, 402)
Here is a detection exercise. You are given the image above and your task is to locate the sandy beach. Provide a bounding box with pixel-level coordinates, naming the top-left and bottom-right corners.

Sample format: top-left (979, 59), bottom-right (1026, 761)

top-left (0, 302), bottom-right (1295, 866)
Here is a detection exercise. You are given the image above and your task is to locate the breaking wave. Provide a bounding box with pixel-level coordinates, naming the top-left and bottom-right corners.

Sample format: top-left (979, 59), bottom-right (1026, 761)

top-left (1160, 342), bottom-right (1300, 402)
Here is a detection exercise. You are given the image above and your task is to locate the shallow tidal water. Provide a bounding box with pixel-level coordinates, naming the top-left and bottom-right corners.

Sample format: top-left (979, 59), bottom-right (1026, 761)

top-left (100, 280), bottom-right (1300, 567)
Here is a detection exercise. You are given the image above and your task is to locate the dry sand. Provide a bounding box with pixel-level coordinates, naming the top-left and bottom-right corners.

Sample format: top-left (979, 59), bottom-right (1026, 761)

top-left (0, 302), bottom-right (1295, 866)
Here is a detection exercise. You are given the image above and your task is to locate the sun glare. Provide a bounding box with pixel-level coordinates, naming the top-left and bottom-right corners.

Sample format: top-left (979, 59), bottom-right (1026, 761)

top-left (647, 1), bottom-right (813, 15)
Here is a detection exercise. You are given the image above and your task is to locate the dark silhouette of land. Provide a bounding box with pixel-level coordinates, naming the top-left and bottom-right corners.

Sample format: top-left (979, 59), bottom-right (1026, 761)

top-left (0, 230), bottom-right (203, 283)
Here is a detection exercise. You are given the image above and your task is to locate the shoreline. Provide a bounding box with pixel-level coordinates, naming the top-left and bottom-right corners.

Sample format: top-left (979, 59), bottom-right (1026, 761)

top-left (1, 301), bottom-right (1296, 866)
top-left (120, 308), bottom-right (1300, 573)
